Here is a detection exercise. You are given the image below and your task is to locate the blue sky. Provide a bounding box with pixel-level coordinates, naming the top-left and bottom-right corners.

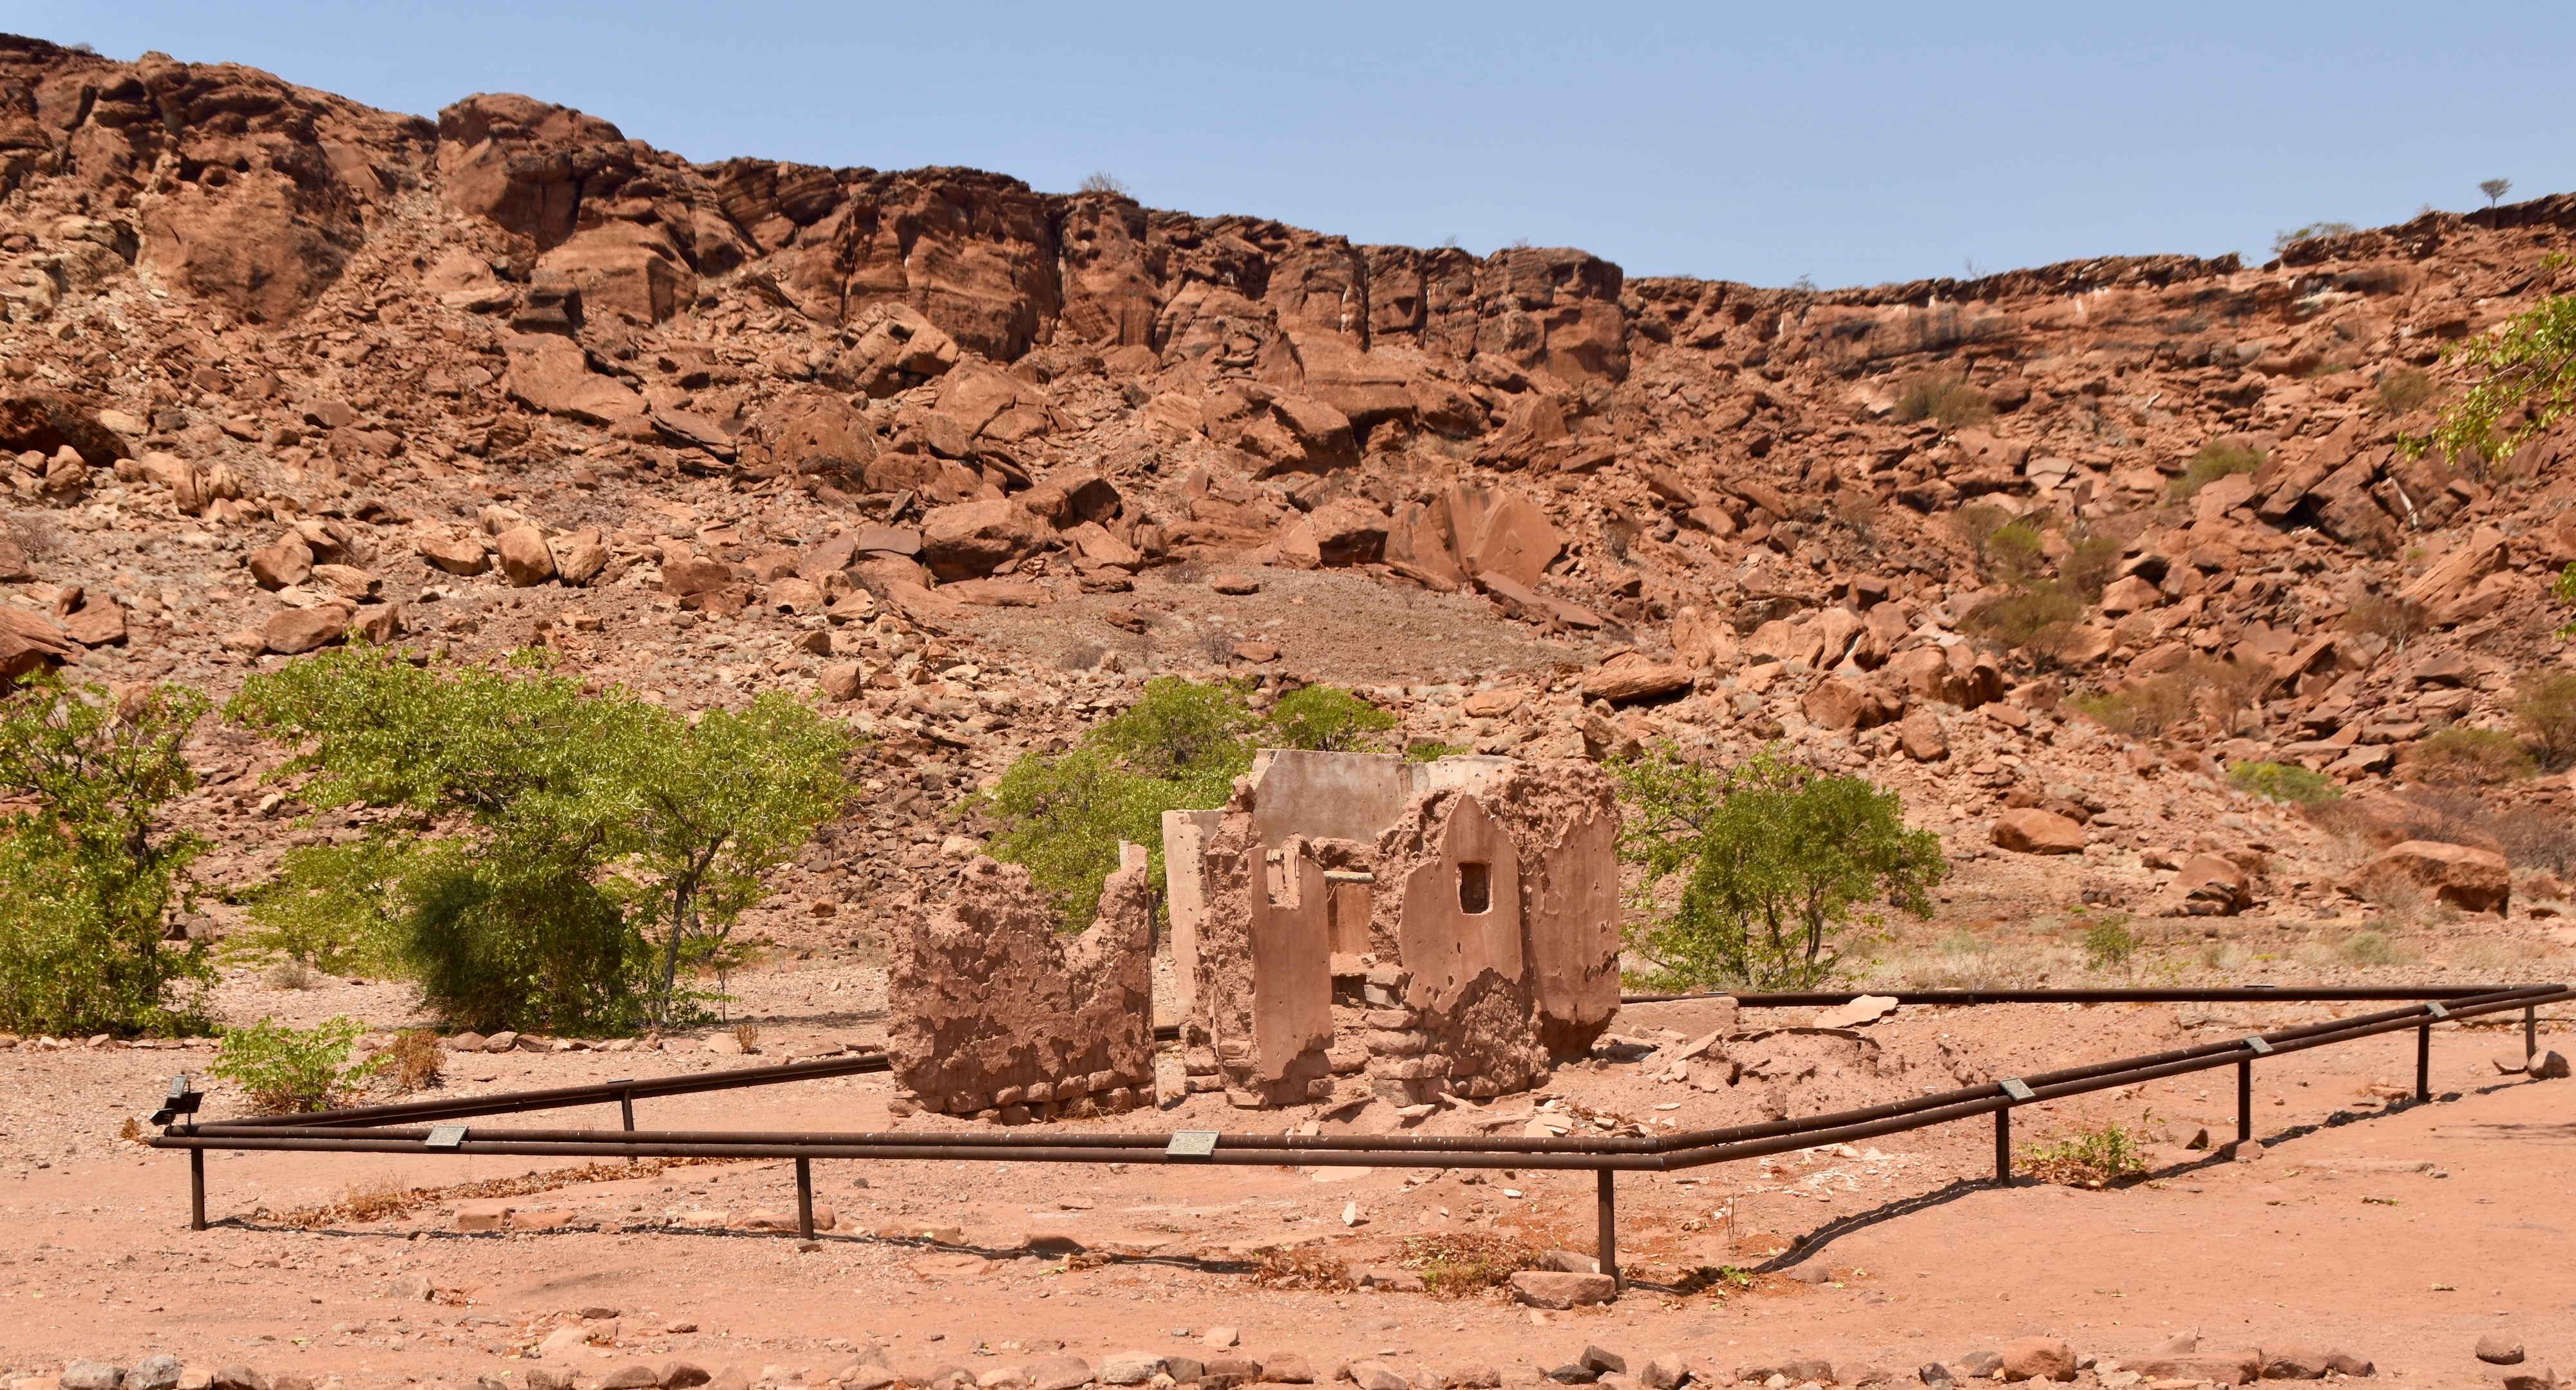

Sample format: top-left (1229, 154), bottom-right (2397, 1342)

top-left (7, 1), bottom-right (2570, 290)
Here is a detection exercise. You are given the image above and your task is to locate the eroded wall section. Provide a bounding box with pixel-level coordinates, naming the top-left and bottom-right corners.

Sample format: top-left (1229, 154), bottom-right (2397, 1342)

top-left (887, 854), bottom-right (1155, 1120)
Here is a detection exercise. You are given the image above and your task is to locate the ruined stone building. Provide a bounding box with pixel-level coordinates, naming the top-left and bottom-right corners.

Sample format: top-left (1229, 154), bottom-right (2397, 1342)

top-left (1166, 751), bottom-right (1624, 1108)
top-left (885, 850), bottom-right (1159, 1121)
top-left (885, 751), bottom-right (1622, 1120)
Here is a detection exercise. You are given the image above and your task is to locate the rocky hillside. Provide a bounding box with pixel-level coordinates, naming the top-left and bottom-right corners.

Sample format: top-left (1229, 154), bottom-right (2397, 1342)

top-left (4, 33), bottom-right (2575, 964)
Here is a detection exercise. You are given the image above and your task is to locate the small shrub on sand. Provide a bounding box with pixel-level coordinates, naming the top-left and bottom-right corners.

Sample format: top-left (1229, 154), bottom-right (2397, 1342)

top-left (1894, 372), bottom-right (1994, 428)
top-left (2023, 1120), bottom-right (2152, 1187)
top-left (385, 1028), bottom-right (444, 1092)
top-left (1400, 1232), bottom-right (1544, 1296)
top-left (2228, 761), bottom-right (2341, 806)
top-left (2402, 727), bottom-right (2533, 785)
top-left (2336, 930), bottom-right (2405, 968)
top-left (211, 1015), bottom-right (384, 1114)
top-left (2171, 441), bottom-right (2266, 500)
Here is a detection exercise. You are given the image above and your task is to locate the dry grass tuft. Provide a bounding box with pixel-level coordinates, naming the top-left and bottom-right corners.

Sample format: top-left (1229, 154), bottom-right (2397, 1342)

top-left (1399, 1231), bottom-right (1543, 1296)
top-left (1250, 1245), bottom-right (1354, 1291)
top-left (385, 1029), bottom-right (444, 1092)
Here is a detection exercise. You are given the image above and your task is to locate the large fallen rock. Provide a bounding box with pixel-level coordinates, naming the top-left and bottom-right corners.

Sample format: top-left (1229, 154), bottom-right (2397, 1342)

top-left (2156, 851), bottom-right (2253, 916)
top-left (1999, 1337), bottom-right (2076, 1383)
top-left (920, 500), bottom-right (1048, 581)
top-left (535, 221), bottom-right (694, 325)
top-left (1507, 1270), bottom-right (1617, 1310)
top-left (747, 390), bottom-right (876, 482)
top-left (1992, 808), bottom-right (2085, 854)
top-left (502, 332), bottom-right (645, 424)
top-left (1582, 652), bottom-right (1692, 705)
top-left (0, 607), bottom-right (77, 681)
top-left (263, 606), bottom-right (348, 655)
top-left (495, 526), bottom-right (558, 587)
top-left (2345, 840), bottom-right (2510, 913)
top-left (833, 302), bottom-right (961, 397)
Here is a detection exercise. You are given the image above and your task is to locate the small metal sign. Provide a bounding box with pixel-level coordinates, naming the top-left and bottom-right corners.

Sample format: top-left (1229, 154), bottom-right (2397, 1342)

top-left (1998, 1078), bottom-right (2035, 1103)
top-left (2425, 1002), bottom-right (2450, 1020)
top-left (1165, 1131), bottom-right (1220, 1158)
top-left (2244, 1037), bottom-right (2275, 1056)
top-left (424, 1125), bottom-right (469, 1149)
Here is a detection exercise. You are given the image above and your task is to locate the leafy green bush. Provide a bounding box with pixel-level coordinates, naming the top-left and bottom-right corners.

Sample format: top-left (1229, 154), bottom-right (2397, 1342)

top-left (1892, 372), bottom-right (1993, 428)
top-left (2058, 534), bottom-right (2126, 600)
top-left (981, 677), bottom-right (1408, 928)
top-left (2402, 727), bottom-right (2533, 786)
top-left (2022, 1120), bottom-right (2151, 1187)
top-left (227, 648), bottom-right (854, 1032)
top-left (1963, 581), bottom-right (2087, 662)
top-left (1616, 746), bottom-right (1946, 991)
top-left (231, 837), bottom-right (416, 977)
top-left (2171, 441), bottom-right (2266, 500)
top-left (2228, 760), bottom-right (2342, 805)
top-left (211, 1015), bottom-right (384, 1114)
top-left (2418, 290), bottom-right (2576, 468)
top-left (0, 674), bottom-right (213, 1037)
top-left (2079, 913), bottom-right (2142, 975)
top-left (1984, 520), bottom-right (2049, 578)
top-left (2375, 368), bottom-right (2438, 416)
top-left (2513, 670), bottom-right (2576, 771)
top-left (1265, 684), bottom-right (1399, 753)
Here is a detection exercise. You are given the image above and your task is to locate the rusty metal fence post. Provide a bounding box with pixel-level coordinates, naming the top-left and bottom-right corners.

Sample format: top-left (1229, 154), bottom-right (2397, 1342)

top-left (795, 1157), bottom-right (815, 1239)
top-left (1595, 1169), bottom-right (1617, 1288)
top-left (2416, 1022), bottom-right (2432, 1102)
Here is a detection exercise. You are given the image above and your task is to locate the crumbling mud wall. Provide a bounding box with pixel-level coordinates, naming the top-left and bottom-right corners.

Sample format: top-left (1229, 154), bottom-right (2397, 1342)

top-left (887, 854), bottom-right (1155, 1121)
top-left (1176, 753), bottom-right (1622, 1108)
top-left (1367, 758), bottom-right (1622, 1101)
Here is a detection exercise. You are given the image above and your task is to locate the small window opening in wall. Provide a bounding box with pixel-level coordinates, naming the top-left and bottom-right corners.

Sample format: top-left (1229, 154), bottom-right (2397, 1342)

top-left (1458, 861), bottom-right (1491, 914)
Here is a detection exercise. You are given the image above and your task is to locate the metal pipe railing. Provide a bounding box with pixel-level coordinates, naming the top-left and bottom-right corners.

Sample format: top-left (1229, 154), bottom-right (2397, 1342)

top-left (149, 982), bottom-right (2571, 1290)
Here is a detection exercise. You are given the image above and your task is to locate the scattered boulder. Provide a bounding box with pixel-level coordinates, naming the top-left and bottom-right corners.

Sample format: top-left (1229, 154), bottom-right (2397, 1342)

top-left (61, 1361), bottom-right (122, 1390)
top-left (2257, 1343), bottom-right (2330, 1380)
top-left (1583, 652), bottom-right (1694, 705)
top-left (1999, 1338), bottom-right (2076, 1383)
top-left (261, 606), bottom-right (348, 655)
top-left (2345, 840), bottom-right (2511, 914)
top-left (502, 332), bottom-right (645, 424)
top-left (248, 536), bottom-right (316, 589)
top-left (920, 500), bottom-right (1049, 581)
top-left (420, 534), bottom-right (493, 576)
top-left (549, 529), bottom-right (611, 586)
top-left (2123, 1351), bottom-right (2260, 1386)
top-left (497, 525), bottom-right (559, 587)
top-left (1508, 1270), bottom-right (1618, 1308)
top-left (1899, 708), bottom-right (1949, 761)
top-left (2479, 1333), bottom-right (2528, 1366)
top-left (1993, 807), bottom-right (2086, 855)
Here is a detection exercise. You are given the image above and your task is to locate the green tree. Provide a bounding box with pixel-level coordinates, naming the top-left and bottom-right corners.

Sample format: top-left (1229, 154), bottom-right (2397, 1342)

top-left (1615, 745), bottom-right (1946, 991)
top-left (2417, 277), bottom-right (2576, 468)
top-left (232, 836), bottom-right (419, 976)
top-left (1265, 684), bottom-right (1399, 753)
top-left (210, 1015), bottom-right (383, 1113)
top-left (227, 648), bottom-right (853, 1031)
top-left (0, 673), bottom-right (213, 1035)
top-left (625, 693), bottom-right (856, 1009)
top-left (979, 677), bottom-right (1408, 927)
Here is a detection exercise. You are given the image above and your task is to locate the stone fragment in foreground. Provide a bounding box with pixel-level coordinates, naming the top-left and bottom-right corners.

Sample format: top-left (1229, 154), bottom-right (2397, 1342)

top-left (1509, 1270), bottom-right (1617, 1308)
